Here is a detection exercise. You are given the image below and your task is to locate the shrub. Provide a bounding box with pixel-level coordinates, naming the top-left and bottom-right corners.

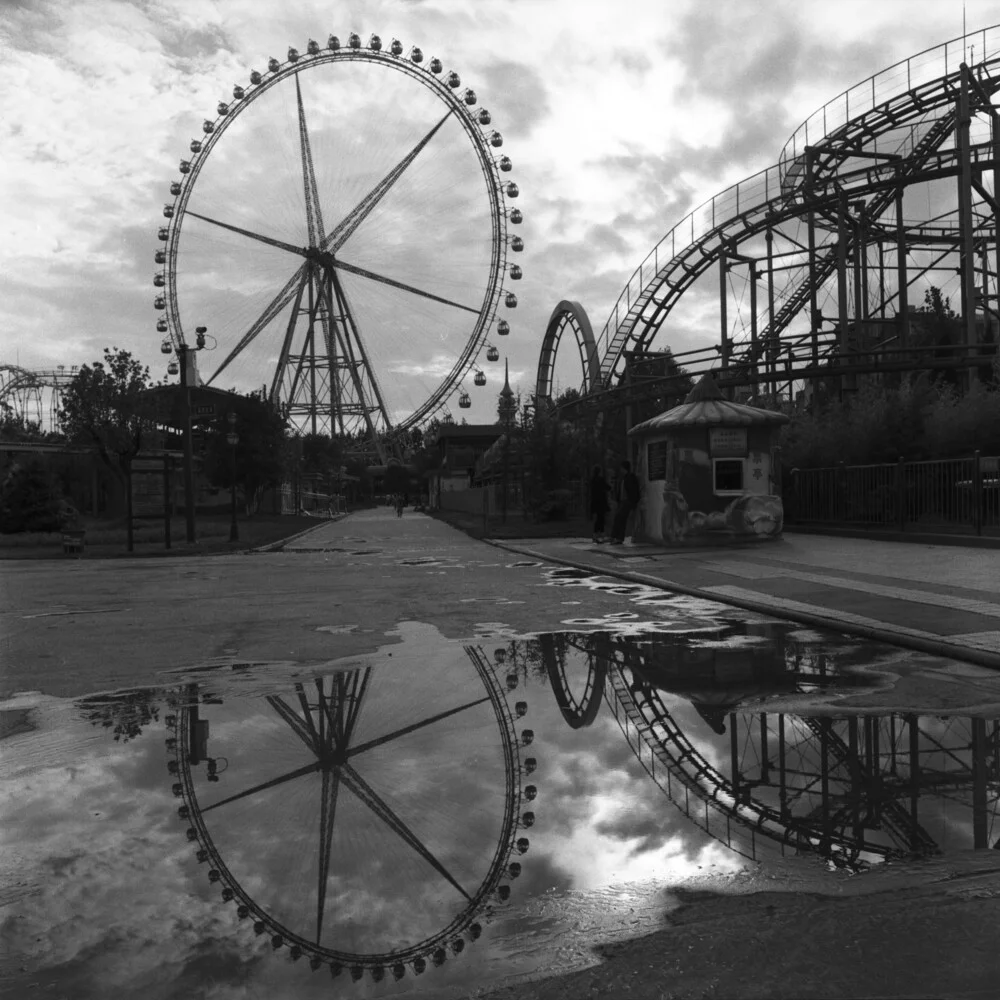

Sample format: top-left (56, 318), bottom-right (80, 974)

top-left (0, 459), bottom-right (63, 533)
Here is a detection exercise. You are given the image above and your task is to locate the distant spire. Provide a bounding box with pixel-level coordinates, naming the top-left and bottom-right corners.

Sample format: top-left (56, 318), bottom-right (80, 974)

top-left (500, 358), bottom-right (513, 398)
top-left (497, 357), bottom-right (515, 422)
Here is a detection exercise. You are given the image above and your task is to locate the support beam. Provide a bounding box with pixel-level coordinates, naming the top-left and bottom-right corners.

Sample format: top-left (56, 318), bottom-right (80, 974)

top-left (719, 247), bottom-right (729, 369)
top-left (807, 178), bottom-right (820, 364)
top-left (837, 188), bottom-right (851, 356)
top-left (972, 716), bottom-right (989, 848)
top-left (766, 227), bottom-right (777, 396)
top-left (958, 65), bottom-right (980, 381)
top-left (895, 183), bottom-right (910, 347)
top-left (908, 713), bottom-right (920, 850)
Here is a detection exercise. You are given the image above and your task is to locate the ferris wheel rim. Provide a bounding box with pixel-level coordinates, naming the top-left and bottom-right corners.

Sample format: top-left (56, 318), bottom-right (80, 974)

top-left (157, 39), bottom-right (512, 436)
top-left (166, 649), bottom-right (528, 970)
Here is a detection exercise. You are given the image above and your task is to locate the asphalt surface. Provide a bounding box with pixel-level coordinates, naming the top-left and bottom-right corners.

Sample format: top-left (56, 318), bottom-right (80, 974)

top-left (3, 510), bottom-right (997, 698)
top-left (4, 508), bottom-right (1000, 1000)
top-left (490, 530), bottom-right (1000, 669)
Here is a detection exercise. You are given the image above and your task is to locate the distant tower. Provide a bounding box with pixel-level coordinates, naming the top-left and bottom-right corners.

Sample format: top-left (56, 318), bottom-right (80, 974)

top-left (498, 358), bottom-right (516, 423)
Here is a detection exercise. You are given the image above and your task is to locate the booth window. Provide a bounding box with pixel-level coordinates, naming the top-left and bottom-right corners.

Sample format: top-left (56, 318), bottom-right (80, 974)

top-left (713, 458), bottom-right (744, 493)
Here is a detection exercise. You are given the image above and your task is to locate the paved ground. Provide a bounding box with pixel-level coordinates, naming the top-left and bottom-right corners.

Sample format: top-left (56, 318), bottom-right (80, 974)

top-left (6, 510), bottom-right (994, 697)
top-left (488, 531), bottom-right (1000, 669)
top-left (5, 509), bottom-right (1000, 1000)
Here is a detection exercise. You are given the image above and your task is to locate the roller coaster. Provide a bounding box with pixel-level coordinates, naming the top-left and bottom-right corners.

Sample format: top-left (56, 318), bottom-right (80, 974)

top-left (0, 365), bottom-right (77, 433)
top-left (537, 27), bottom-right (1000, 411)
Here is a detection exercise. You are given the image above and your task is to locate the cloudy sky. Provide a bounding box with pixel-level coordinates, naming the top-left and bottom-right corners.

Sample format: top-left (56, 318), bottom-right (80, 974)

top-left (3, 0), bottom-right (1000, 427)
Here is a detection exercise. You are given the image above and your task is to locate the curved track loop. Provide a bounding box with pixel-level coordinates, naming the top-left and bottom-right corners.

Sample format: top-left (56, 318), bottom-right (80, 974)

top-left (534, 300), bottom-right (601, 400)
top-left (592, 26), bottom-right (1000, 389)
top-left (600, 647), bottom-right (914, 869)
top-left (542, 633), bottom-right (606, 730)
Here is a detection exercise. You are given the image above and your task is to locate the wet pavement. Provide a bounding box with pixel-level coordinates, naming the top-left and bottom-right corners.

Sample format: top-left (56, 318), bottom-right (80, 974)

top-left (492, 531), bottom-right (1000, 668)
top-left (3, 510), bottom-right (1000, 998)
top-left (0, 511), bottom-right (1000, 1000)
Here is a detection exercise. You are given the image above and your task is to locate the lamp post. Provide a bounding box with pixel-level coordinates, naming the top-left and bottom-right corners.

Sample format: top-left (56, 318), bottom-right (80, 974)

top-left (162, 326), bottom-right (208, 544)
top-left (226, 411), bottom-right (239, 542)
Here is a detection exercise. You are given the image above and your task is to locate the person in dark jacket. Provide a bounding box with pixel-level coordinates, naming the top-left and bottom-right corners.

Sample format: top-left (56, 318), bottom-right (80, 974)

top-left (609, 460), bottom-right (640, 544)
top-left (589, 465), bottom-right (611, 543)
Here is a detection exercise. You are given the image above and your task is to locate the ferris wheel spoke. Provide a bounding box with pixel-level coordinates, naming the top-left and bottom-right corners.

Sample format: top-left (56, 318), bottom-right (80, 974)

top-left (331, 258), bottom-right (481, 314)
top-left (201, 761), bottom-right (321, 813)
top-left (316, 766), bottom-right (341, 944)
top-left (208, 266), bottom-right (308, 384)
top-left (341, 668), bottom-right (372, 748)
top-left (322, 108), bottom-right (454, 254)
top-left (326, 269), bottom-right (393, 449)
top-left (185, 209), bottom-right (306, 258)
top-left (340, 762), bottom-right (471, 901)
top-left (296, 683), bottom-right (324, 748)
top-left (346, 695), bottom-right (491, 758)
top-left (295, 73), bottom-right (326, 247)
top-left (266, 693), bottom-right (319, 754)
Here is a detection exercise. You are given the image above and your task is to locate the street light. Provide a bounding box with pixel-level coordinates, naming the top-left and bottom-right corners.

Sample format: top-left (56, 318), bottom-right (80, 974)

top-left (226, 411), bottom-right (239, 542)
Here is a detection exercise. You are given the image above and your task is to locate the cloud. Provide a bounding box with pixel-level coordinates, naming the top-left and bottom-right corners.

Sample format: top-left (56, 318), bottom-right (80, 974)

top-left (477, 58), bottom-right (552, 138)
top-left (2, 0), bottom-right (987, 423)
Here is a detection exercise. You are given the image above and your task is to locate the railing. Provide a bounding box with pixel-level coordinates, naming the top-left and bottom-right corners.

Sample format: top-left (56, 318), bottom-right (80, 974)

top-left (279, 484), bottom-right (346, 515)
top-left (789, 454), bottom-right (1000, 534)
top-left (596, 25), bottom-right (1000, 383)
top-left (779, 26), bottom-right (1000, 176)
top-left (595, 162), bottom-right (783, 376)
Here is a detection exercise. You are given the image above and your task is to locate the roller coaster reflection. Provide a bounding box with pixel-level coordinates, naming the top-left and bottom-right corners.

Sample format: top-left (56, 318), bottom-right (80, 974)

top-left (536, 630), bottom-right (1000, 868)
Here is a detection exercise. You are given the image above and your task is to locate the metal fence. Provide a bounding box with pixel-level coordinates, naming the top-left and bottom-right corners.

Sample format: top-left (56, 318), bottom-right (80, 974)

top-left (789, 454), bottom-right (1000, 534)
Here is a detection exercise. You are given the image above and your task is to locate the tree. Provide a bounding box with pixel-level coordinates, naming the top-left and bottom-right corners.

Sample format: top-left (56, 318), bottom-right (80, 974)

top-left (300, 432), bottom-right (343, 478)
top-left (59, 348), bottom-right (162, 546)
top-left (202, 394), bottom-right (288, 514)
top-left (0, 401), bottom-right (55, 443)
top-left (60, 348), bottom-right (158, 469)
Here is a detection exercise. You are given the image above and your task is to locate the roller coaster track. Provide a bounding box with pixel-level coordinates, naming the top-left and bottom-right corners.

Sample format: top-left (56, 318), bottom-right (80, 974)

top-left (603, 652), bottom-right (906, 867)
top-left (591, 28), bottom-right (1000, 389)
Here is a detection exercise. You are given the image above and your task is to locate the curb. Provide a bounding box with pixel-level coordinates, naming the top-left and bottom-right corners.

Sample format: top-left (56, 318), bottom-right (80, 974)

top-left (249, 513), bottom-right (349, 553)
top-left (483, 538), bottom-right (1000, 672)
top-left (787, 525), bottom-right (1000, 549)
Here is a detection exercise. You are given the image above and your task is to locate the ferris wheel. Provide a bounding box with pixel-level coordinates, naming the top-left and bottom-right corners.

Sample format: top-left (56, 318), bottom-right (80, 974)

top-left (164, 645), bottom-right (536, 983)
top-left (155, 33), bottom-right (522, 460)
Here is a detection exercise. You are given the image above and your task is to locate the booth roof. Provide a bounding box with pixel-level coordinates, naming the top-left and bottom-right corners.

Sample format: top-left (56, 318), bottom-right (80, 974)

top-left (628, 374), bottom-right (789, 435)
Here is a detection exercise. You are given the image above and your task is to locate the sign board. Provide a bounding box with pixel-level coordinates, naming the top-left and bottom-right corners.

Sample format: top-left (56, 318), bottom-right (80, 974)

top-left (647, 440), bottom-right (668, 481)
top-left (709, 427), bottom-right (748, 457)
top-left (132, 470), bottom-right (165, 517)
top-left (192, 404), bottom-right (217, 416)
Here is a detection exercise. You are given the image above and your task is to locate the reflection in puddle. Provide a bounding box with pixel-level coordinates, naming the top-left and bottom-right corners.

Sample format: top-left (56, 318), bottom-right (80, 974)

top-left (4, 612), bottom-right (1000, 997)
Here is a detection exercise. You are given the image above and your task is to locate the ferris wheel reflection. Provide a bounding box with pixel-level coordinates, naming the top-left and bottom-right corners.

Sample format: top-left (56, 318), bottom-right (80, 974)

top-left (163, 646), bottom-right (534, 985)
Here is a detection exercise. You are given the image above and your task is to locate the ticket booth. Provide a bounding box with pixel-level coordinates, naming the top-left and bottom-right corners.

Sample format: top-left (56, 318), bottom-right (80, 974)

top-left (629, 374), bottom-right (789, 545)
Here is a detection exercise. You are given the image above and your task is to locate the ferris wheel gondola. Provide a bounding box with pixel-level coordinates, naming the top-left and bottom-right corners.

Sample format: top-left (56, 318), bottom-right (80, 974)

top-left (156, 32), bottom-right (522, 460)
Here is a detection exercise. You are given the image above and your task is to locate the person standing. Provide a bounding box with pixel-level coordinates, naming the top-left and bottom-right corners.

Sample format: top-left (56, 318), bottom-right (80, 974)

top-left (589, 465), bottom-right (611, 543)
top-left (609, 459), bottom-right (640, 545)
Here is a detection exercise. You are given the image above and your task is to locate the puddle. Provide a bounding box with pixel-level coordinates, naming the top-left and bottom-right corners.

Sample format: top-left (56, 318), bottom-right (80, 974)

top-left (4, 613), bottom-right (1000, 998)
